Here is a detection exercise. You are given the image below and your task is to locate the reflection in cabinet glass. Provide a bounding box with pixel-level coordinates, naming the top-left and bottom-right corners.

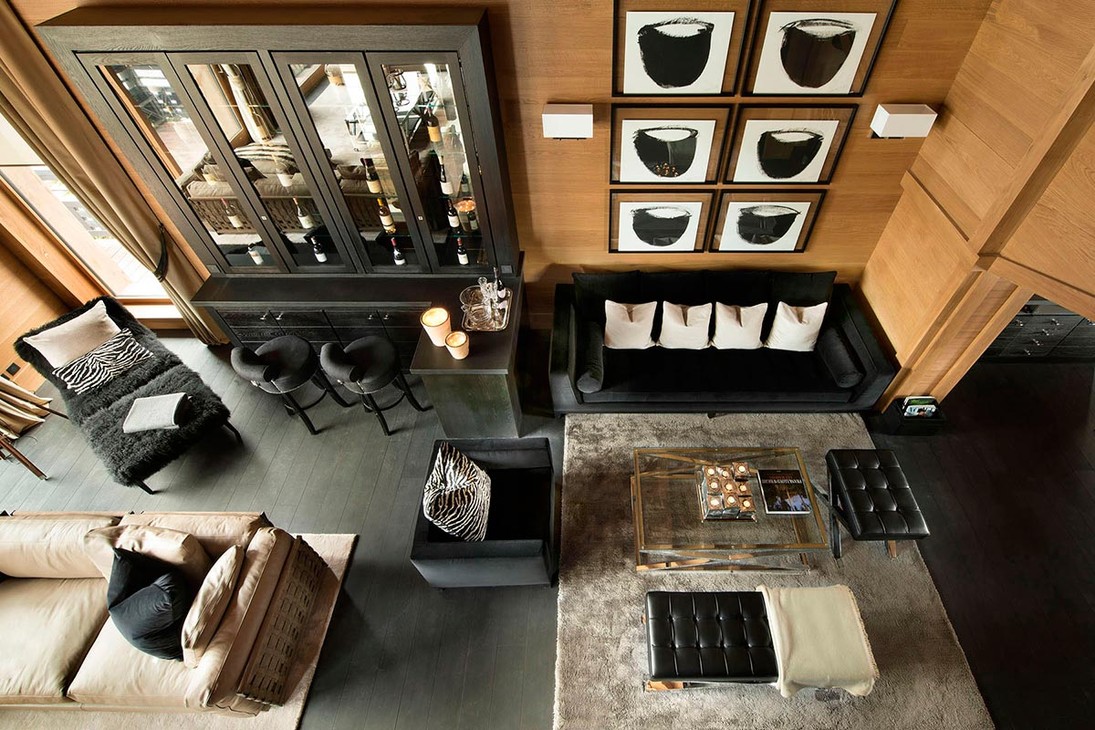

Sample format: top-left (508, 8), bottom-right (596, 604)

top-left (381, 62), bottom-right (486, 269)
top-left (288, 62), bottom-right (419, 270)
top-left (102, 63), bottom-right (273, 268)
top-left (185, 62), bottom-right (346, 270)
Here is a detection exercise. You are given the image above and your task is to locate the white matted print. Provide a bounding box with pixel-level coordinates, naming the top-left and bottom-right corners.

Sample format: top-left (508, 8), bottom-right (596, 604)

top-left (734, 119), bottom-right (839, 182)
top-left (619, 119), bottom-right (717, 183)
top-left (716, 200), bottom-right (812, 251)
top-left (618, 200), bottom-right (705, 252)
top-left (623, 11), bottom-right (735, 94)
top-left (753, 12), bottom-right (875, 94)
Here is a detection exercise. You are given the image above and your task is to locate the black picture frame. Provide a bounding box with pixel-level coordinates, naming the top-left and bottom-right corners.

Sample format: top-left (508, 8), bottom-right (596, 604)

top-left (609, 190), bottom-right (714, 253)
top-left (722, 104), bottom-right (856, 184)
top-left (611, 104), bottom-right (734, 184)
top-left (708, 189), bottom-right (825, 253)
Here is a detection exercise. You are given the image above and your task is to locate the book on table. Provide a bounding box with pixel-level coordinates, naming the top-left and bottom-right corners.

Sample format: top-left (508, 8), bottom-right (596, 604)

top-left (758, 469), bottom-right (812, 515)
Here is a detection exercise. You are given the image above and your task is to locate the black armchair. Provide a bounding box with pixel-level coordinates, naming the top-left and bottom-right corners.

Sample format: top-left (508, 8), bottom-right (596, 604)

top-left (410, 438), bottom-right (556, 588)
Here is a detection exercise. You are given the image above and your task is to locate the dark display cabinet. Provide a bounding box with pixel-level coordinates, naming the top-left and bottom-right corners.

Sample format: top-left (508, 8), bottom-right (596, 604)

top-left (982, 297), bottom-right (1095, 361)
top-left (39, 8), bottom-right (518, 279)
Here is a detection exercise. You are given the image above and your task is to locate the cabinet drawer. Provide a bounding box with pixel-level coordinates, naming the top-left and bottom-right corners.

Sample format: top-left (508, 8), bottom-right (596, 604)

top-left (332, 326), bottom-right (387, 343)
top-left (1022, 314), bottom-right (1080, 333)
top-left (1049, 345), bottom-right (1095, 360)
top-left (279, 326), bottom-right (336, 341)
top-left (377, 308), bottom-right (426, 327)
top-left (218, 309), bottom-right (271, 327)
top-left (1061, 320), bottom-right (1095, 342)
top-left (1001, 342), bottom-right (1049, 357)
top-left (383, 325), bottom-right (424, 344)
top-left (324, 309), bottom-right (380, 326)
top-left (269, 310), bottom-right (328, 327)
top-left (228, 326), bottom-right (285, 343)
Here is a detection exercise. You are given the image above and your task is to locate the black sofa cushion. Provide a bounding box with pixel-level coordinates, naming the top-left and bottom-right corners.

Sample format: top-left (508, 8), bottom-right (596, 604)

top-left (704, 270), bottom-right (772, 306)
top-left (584, 348), bottom-right (850, 404)
top-left (576, 320), bottom-right (605, 394)
top-left (107, 548), bottom-right (192, 661)
top-left (573, 271), bottom-right (642, 324)
top-left (816, 328), bottom-right (864, 388)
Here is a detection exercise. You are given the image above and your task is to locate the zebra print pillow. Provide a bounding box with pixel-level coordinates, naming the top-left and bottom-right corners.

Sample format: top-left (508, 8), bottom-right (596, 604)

top-left (422, 442), bottom-right (491, 542)
top-left (53, 328), bottom-right (153, 394)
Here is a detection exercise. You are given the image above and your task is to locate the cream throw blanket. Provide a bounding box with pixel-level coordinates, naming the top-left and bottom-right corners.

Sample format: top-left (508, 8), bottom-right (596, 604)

top-left (758, 584), bottom-right (880, 698)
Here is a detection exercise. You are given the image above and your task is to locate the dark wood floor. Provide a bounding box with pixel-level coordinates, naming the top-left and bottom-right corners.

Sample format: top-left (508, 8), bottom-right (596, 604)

top-left (875, 361), bottom-right (1095, 730)
top-left (0, 335), bottom-right (561, 729)
top-left (4, 331), bottom-right (1093, 729)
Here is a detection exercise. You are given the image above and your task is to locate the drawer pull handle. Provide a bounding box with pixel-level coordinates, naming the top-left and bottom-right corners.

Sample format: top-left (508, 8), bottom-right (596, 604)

top-left (1014, 320), bottom-right (1023, 327)
top-left (1050, 318), bottom-right (1060, 326)
top-left (383, 313), bottom-right (391, 321)
top-left (259, 310), bottom-right (270, 322)
top-left (274, 312), bottom-right (284, 322)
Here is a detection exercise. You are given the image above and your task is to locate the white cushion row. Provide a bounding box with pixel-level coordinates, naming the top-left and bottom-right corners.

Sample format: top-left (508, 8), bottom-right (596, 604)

top-left (604, 300), bottom-right (827, 352)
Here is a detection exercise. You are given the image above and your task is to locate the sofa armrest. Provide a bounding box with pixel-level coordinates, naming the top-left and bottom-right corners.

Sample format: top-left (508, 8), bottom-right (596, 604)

top-left (829, 286), bottom-right (896, 408)
top-left (549, 283), bottom-right (582, 415)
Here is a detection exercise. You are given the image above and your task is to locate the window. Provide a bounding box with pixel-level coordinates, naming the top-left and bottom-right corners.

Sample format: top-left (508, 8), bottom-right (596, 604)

top-left (0, 112), bottom-right (168, 300)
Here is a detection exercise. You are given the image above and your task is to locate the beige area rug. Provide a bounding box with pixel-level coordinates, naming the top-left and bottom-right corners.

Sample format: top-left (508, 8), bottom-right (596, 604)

top-left (555, 413), bottom-right (993, 730)
top-left (5, 533), bottom-right (357, 730)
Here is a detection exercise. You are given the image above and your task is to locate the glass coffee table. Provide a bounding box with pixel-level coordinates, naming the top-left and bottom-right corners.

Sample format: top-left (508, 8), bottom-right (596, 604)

top-left (631, 446), bottom-right (828, 572)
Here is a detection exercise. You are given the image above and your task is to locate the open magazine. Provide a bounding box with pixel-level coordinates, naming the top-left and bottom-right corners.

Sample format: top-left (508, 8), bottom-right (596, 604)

top-left (758, 469), bottom-right (812, 515)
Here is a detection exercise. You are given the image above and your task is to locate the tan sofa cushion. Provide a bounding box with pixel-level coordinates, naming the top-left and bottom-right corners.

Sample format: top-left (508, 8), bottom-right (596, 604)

top-left (0, 516), bottom-right (118, 578)
top-left (84, 525), bottom-right (211, 592)
top-left (120, 512), bottom-right (271, 558)
top-left (186, 527), bottom-right (293, 710)
top-left (0, 577), bottom-right (109, 704)
top-left (66, 617), bottom-right (194, 708)
top-left (182, 545), bottom-right (244, 668)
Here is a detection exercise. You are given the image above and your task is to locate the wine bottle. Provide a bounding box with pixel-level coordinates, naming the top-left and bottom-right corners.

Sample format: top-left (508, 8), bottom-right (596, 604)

top-left (361, 157), bottom-right (383, 194)
top-left (446, 199), bottom-right (461, 229)
top-left (246, 243), bottom-right (264, 265)
top-left (293, 198), bottom-right (316, 229)
top-left (424, 108), bottom-right (442, 143)
top-left (312, 239), bottom-right (328, 263)
top-left (493, 266), bottom-right (508, 302)
top-left (438, 155), bottom-right (455, 195)
top-left (467, 209), bottom-right (479, 231)
top-left (389, 228), bottom-right (406, 266)
top-left (377, 197), bottom-right (395, 227)
top-left (456, 239), bottom-right (469, 265)
top-left (223, 199), bottom-right (244, 229)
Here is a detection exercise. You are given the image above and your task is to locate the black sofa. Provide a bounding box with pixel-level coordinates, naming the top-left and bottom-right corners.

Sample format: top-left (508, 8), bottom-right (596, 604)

top-left (549, 270), bottom-right (895, 414)
top-left (410, 438), bottom-right (556, 588)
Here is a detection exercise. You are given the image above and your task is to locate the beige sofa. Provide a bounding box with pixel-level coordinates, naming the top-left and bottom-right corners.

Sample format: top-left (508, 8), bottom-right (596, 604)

top-left (0, 511), bottom-right (325, 715)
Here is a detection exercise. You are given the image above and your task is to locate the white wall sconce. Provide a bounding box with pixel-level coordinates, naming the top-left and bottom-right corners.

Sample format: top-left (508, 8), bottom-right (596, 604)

top-left (870, 104), bottom-right (938, 139)
top-left (542, 104), bottom-right (593, 139)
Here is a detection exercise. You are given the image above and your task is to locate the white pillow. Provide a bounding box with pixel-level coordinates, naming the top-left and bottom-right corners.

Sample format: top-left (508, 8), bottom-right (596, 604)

top-left (712, 302), bottom-right (768, 350)
top-left (658, 302), bottom-right (711, 349)
top-left (765, 302), bottom-right (829, 352)
top-left (604, 301), bottom-right (657, 349)
top-left (23, 300), bottom-right (120, 367)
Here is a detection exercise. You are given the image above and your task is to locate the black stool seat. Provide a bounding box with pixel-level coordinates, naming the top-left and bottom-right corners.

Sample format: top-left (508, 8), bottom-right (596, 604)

top-left (237, 335), bottom-right (317, 393)
top-left (321, 336), bottom-right (399, 394)
top-left (645, 591), bottom-right (777, 683)
top-left (827, 449), bottom-right (929, 539)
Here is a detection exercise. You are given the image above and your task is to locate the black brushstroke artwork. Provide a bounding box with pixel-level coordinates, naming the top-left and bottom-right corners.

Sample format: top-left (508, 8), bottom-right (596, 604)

top-left (736, 205), bottom-right (801, 245)
top-left (779, 19), bottom-right (857, 88)
top-left (633, 126), bottom-right (699, 177)
top-left (756, 129), bottom-right (823, 179)
top-left (631, 206), bottom-right (692, 246)
top-left (637, 18), bottom-right (714, 88)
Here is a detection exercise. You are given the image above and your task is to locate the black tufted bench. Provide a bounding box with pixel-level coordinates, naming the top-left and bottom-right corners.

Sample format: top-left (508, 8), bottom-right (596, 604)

top-left (644, 591), bottom-right (777, 690)
top-left (825, 449), bottom-right (929, 559)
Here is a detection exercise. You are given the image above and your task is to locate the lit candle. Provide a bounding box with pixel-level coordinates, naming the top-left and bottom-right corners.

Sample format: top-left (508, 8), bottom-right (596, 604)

top-left (742, 499), bottom-right (751, 509)
top-left (445, 330), bottom-right (469, 360)
top-left (727, 496), bottom-right (736, 504)
top-left (709, 497), bottom-right (721, 508)
top-left (420, 307), bottom-right (451, 347)
top-left (739, 484), bottom-right (749, 494)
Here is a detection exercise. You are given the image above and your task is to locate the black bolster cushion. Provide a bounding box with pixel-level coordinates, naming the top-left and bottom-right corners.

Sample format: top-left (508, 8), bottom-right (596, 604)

top-left (230, 347), bottom-right (276, 383)
top-left (576, 321), bottom-right (605, 394)
top-left (817, 328), bottom-right (864, 388)
top-left (319, 343), bottom-right (364, 383)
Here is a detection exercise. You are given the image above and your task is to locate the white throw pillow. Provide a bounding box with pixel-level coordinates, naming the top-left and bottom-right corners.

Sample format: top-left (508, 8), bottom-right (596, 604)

top-left (712, 302), bottom-right (768, 350)
top-left (765, 302), bottom-right (829, 352)
top-left (23, 300), bottom-right (120, 368)
top-left (604, 301), bottom-right (657, 349)
top-left (658, 302), bottom-right (711, 349)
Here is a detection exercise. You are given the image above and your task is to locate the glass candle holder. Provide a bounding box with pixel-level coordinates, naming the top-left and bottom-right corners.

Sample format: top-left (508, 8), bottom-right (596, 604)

top-left (420, 307), bottom-right (451, 347)
top-left (445, 330), bottom-right (469, 360)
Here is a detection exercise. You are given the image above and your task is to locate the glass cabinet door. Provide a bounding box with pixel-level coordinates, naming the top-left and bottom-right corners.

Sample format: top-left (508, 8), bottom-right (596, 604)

top-left (273, 56), bottom-right (424, 272)
top-left (370, 55), bottom-right (493, 272)
top-left (97, 61), bottom-right (280, 271)
top-left (172, 55), bottom-right (359, 273)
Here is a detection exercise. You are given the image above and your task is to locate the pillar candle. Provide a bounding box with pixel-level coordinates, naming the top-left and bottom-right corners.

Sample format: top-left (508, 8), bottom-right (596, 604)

top-left (420, 307), bottom-right (451, 347)
top-left (445, 330), bottom-right (469, 360)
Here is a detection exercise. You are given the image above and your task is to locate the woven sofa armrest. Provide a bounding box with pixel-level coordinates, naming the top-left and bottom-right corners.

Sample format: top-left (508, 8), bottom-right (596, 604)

top-left (235, 536), bottom-right (327, 706)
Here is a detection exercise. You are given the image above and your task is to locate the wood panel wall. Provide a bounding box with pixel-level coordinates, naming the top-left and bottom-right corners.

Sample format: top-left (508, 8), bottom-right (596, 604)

top-left (0, 229), bottom-right (67, 389)
top-left (11, 0), bottom-right (992, 326)
top-left (861, 0), bottom-right (1095, 406)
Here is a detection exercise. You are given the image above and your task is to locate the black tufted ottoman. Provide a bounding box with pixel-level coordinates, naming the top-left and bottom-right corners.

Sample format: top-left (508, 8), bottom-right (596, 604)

top-left (644, 591), bottom-right (778, 690)
top-left (825, 449), bottom-right (929, 559)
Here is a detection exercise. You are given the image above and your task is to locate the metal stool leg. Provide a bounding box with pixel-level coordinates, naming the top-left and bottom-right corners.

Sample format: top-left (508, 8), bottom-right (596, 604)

top-left (313, 371), bottom-right (352, 407)
top-left (397, 373), bottom-right (430, 412)
top-left (361, 392), bottom-right (392, 436)
top-left (830, 507), bottom-right (842, 559)
top-left (282, 393), bottom-right (319, 435)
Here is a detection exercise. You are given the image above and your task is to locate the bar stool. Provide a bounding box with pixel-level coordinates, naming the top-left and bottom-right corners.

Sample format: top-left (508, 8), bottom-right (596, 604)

top-left (320, 336), bottom-right (430, 436)
top-left (230, 335), bottom-right (349, 435)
